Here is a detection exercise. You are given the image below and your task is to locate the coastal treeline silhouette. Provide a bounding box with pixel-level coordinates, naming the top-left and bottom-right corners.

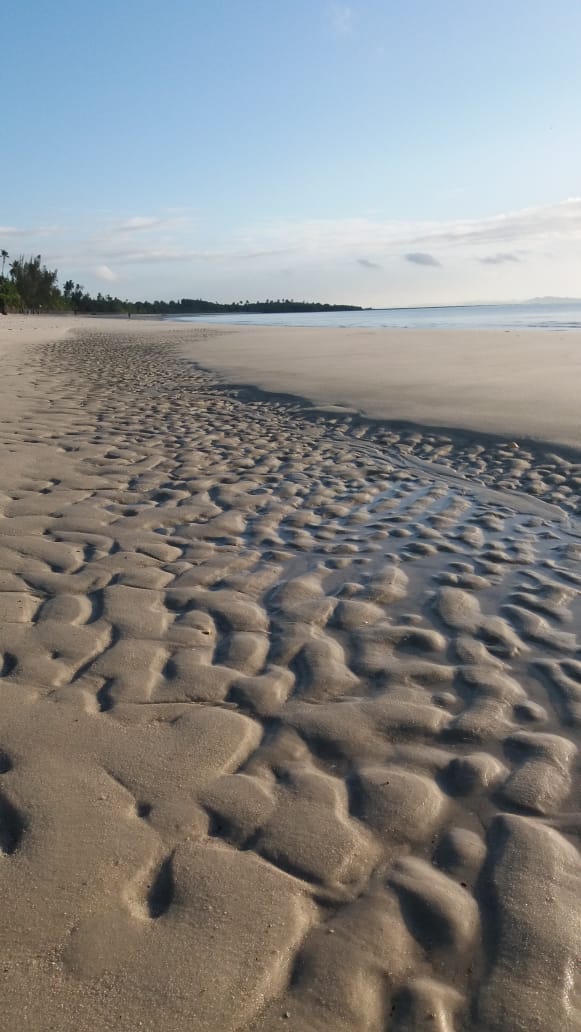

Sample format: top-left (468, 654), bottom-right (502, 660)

top-left (0, 252), bottom-right (362, 315)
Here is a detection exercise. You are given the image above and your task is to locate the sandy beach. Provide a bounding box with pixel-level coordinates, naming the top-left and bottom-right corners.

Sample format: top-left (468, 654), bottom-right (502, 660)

top-left (179, 323), bottom-right (581, 449)
top-left (0, 314), bottom-right (579, 1031)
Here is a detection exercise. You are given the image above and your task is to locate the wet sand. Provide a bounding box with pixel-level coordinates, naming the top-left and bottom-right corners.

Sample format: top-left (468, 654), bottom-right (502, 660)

top-left (179, 323), bottom-right (581, 449)
top-left (0, 315), bottom-right (579, 1031)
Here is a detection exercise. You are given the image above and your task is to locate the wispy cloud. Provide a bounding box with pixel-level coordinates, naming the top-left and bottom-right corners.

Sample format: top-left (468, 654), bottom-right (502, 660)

top-left (0, 224), bottom-right (61, 239)
top-left (237, 249), bottom-right (295, 261)
top-left (407, 198), bottom-right (581, 249)
top-left (329, 3), bottom-right (353, 37)
top-left (477, 252), bottom-right (521, 265)
top-left (14, 197), bottom-right (581, 304)
top-left (92, 246), bottom-right (294, 265)
top-left (404, 252), bottom-right (441, 267)
top-left (227, 199), bottom-right (581, 263)
top-left (112, 216), bottom-right (171, 233)
top-left (98, 247), bottom-right (201, 265)
top-left (94, 264), bottom-right (118, 282)
top-left (0, 225), bottom-right (28, 238)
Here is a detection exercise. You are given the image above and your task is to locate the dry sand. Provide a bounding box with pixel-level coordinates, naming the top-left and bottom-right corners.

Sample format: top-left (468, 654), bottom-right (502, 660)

top-left (0, 314), bottom-right (579, 1031)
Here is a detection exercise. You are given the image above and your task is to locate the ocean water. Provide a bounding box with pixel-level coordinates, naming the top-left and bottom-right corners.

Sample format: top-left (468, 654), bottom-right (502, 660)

top-left (172, 300), bottom-right (581, 331)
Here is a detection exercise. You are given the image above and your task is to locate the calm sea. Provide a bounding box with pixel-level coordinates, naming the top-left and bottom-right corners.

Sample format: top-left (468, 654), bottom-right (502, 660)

top-left (172, 300), bottom-right (581, 331)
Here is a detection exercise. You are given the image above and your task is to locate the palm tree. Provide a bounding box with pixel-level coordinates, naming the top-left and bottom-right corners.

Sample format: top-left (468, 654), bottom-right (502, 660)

top-left (0, 250), bottom-right (8, 278)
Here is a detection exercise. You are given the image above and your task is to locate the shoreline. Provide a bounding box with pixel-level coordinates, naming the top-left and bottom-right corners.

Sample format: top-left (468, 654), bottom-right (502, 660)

top-left (3, 314), bottom-right (580, 450)
top-left (199, 368), bottom-right (581, 467)
top-left (1, 317), bottom-right (579, 518)
top-left (176, 322), bottom-right (581, 450)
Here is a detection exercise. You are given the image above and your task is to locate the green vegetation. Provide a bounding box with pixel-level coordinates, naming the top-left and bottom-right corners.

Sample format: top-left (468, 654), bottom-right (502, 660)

top-left (0, 277), bottom-right (23, 313)
top-left (0, 252), bottom-right (68, 313)
top-left (0, 250), bottom-right (363, 316)
top-left (9, 255), bottom-right (66, 311)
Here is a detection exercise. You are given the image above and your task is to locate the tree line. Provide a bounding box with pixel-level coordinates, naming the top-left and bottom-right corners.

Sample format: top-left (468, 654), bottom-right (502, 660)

top-left (0, 251), bottom-right (363, 315)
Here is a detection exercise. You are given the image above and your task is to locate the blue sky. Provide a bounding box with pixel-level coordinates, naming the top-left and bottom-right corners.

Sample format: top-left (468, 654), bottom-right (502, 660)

top-left (2, 0), bottom-right (581, 304)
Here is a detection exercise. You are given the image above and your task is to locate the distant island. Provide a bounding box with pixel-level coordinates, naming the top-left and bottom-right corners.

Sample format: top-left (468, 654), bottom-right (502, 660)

top-left (0, 252), bottom-right (362, 316)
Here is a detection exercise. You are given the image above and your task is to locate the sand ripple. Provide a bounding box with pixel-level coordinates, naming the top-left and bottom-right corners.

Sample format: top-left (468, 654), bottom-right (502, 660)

top-left (0, 327), bottom-right (579, 1031)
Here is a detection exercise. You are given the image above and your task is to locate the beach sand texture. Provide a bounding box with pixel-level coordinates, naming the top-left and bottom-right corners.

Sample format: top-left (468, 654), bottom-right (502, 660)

top-left (180, 323), bottom-right (581, 449)
top-left (0, 316), bottom-right (579, 1031)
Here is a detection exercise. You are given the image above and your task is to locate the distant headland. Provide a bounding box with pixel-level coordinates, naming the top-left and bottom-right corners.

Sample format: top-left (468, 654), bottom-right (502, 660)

top-left (0, 251), bottom-right (362, 315)
top-left (162, 298), bottom-right (364, 315)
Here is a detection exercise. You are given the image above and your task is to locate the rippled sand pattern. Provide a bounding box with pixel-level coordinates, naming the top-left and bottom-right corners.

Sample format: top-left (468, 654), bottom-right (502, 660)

top-left (0, 329), bottom-right (579, 1031)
